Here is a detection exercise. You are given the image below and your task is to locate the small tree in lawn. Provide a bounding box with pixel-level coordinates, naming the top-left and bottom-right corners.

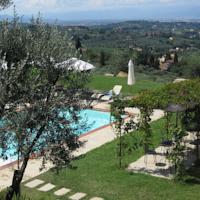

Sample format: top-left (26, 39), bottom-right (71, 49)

top-left (111, 98), bottom-right (126, 168)
top-left (111, 99), bottom-right (137, 168)
top-left (139, 107), bottom-right (153, 154)
top-left (167, 127), bottom-right (186, 180)
top-left (0, 17), bottom-right (90, 200)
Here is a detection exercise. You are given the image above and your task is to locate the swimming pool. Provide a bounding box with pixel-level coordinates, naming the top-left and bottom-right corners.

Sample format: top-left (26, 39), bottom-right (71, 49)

top-left (0, 109), bottom-right (112, 167)
top-left (77, 109), bottom-right (112, 135)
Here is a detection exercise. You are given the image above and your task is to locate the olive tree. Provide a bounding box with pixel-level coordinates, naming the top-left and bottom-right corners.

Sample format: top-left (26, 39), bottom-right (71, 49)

top-left (0, 0), bottom-right (12, 10)
top-left (0, 17), bottom-right (90, 200)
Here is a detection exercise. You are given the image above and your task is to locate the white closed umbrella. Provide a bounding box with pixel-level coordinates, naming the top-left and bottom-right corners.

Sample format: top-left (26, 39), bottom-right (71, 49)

top-left (127, 59), bottom-right (135, 85)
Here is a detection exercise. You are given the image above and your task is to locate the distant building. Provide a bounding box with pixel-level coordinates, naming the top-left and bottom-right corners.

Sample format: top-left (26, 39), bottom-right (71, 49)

top-left (159, 53), bottom-right (176, 71)
top-left (129, 46), bottom-right (143, 52)
top-left (169, 47), bottom-right (181, 52)
top-left (170, 53), bottom-right (175, 60)
top-left (159, 60), bottom-right (174, 71)
top-left (159, 56), bottom-right (166, 64)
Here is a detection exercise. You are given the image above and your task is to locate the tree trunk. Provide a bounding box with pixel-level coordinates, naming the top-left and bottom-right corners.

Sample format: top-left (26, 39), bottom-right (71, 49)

top-left (5, 125), bottom-right (46, 200)
top-left (5, 156), bottom-right (29, 200)
top-left (6, 170), bottom-right (21, 200)
top-left (119, 132), bottom-right (122, 168)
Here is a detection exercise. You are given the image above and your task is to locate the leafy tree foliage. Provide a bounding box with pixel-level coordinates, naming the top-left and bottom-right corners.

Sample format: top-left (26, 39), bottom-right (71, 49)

top-left (171, 51), bottom-right (200, 78)
top-left (75, 37), bottom-right (82, 56)
top-left (167, 127), bottom-right (186, 180)
top-left (139, 107), bottom-right (153, 154)
top-left (112, 79), bottom-right (200, 179)
top-left (0, 0), bottom-right (12, 10)
top-left (0, 17), bottom-right (89, 200)
top-left (111, 98), bottom-right (137, 168)
top-left (109, 51), bottom-right (130, 74)
top-left (174, 52), bottom-right (178, 64)
top-left (136, 49), bottom-right (160, 69)
top-left (111, 98), bottom-right (126, 168)
top-left (75, 37), bottom-right (82, 50)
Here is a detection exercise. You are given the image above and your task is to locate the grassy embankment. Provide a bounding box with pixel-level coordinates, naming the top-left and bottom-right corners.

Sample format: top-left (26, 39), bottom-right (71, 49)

top-left (6, 118), bottom-right (198, 200)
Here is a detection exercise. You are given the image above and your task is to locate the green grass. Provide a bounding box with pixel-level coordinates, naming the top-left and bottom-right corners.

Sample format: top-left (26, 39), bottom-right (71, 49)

top-left (87, 75), bottom-right (164, 96)
top-left (14, 118), bottom-right (200, 200)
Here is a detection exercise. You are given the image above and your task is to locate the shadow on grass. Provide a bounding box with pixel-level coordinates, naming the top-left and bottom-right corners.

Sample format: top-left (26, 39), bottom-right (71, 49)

top-left (49, 154), bottom-right (87, 172)
top-left (184, 176), bottom-right (200, 185)
top-left (184, 163), bottom-right (200, 185)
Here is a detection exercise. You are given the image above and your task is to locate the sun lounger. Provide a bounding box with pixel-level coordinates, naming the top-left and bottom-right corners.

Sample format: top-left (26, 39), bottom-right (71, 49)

top-left (91, 93), bottom-right (104, 99)
top-left (100, 85), bottom-right (122, 101)
top-left (112, 85), bottom-right (122, 96)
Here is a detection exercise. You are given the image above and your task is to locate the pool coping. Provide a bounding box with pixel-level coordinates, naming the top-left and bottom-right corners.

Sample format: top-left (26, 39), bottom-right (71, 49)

top-left (0, 108), bottom-right (127, 171)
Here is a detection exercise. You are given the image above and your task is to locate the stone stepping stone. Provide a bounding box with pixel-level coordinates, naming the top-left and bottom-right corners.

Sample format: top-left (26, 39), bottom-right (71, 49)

top-left (25, 179), bottom-right (44, 188)
top-left (54, 188), bottom-right (71, 196)
top-left (90, 197), bottom-right (104, 200)
top-left (38, 183), bottom-right (56, 192)
top-left (69, 192), bottom-right (87, 200)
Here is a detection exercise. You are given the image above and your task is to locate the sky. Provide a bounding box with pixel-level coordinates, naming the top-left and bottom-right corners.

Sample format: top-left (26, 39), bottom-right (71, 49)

top-left (1, 0), bottom-right (200, 21)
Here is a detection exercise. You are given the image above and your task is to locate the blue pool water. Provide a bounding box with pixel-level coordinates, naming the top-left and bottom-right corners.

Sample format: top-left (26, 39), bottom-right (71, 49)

top-left (0, 109), bottom-right (112, 166)
top-left (77, 109), bottom-right (112, 134)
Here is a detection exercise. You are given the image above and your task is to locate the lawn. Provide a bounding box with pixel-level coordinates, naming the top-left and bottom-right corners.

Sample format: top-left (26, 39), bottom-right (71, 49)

top-left (13, 118), bottom-right (200, 200)
top-left (87, 74), bottom-right (164, 96)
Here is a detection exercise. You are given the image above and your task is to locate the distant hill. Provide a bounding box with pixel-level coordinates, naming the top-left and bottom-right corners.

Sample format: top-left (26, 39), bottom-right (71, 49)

top-left (1, 14), bottom-right (200, 27)
top-left (0, 14), bottom-right (12, 20)
top-left (0, 15), bottom-right (122, 26)
top-left (0, 14), bottom-right (30, 22)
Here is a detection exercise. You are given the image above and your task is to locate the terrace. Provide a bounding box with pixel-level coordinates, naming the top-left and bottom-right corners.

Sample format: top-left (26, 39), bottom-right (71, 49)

top-left (1, 77), bottom-right (200, 200)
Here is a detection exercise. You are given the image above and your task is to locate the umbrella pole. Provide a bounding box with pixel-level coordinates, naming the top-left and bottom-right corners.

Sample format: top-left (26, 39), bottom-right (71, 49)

top-left (176, 111), bottom-right (179, 127)
top-left (195, 137), bottom-right (199, 163)
top-left (166, 112), bottom-right (169, 139)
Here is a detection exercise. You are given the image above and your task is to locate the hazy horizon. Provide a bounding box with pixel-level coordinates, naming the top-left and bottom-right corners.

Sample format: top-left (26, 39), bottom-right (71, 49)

top-left (1, 0), bottom-right (200, 22)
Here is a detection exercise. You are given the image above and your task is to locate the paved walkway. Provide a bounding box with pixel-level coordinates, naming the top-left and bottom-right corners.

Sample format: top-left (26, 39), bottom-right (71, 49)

top-left (0, 108), bottom-right (164, 191)
top-left (128, 132), bottom-right (197, 179)
top-left (0, 158), bottom-right (53, 191)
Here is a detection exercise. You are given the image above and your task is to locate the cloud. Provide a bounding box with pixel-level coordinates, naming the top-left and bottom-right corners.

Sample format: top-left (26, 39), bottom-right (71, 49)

top-left (11, 0), bottom-right (200, 13)
top-left (159, 0), bottom-right (176, 3)
top-left (13, 0), bottom-right (186, 11)
top-left (17, 0), bottom-right (65, 10)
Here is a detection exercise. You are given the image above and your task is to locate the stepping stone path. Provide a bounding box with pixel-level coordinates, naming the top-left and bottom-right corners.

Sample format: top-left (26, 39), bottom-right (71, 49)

top-left (25, 179), bottom-right (44, 188)
top-left (38, 183), bottom-right (56, 192)
top-left (54, 187), bottom-right (71, 196)
top-left (25, 179), bottom-right (104, 200)
top-left (69, 192), bottom-right (87, 200)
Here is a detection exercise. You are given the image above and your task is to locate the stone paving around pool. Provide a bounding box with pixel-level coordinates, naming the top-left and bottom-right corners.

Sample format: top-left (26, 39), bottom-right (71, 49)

top-left (24, 178), bottom-right (104, 200)
top-left (0, 108), bottom-right (164, 191)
